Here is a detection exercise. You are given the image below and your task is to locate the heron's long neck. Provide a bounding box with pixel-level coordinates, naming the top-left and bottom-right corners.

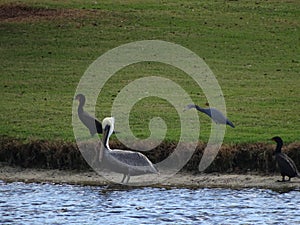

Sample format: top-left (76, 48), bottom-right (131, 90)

top-left (275, 141), bottom-right (283, 153)
top-left (78, 100), bottom-right (85, 114)
top-left (195, 105), bottom-right (211, 116)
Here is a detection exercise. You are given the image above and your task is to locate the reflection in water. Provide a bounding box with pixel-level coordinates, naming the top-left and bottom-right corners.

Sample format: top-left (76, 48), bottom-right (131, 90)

top-left (0, 181), bottom-right (299, 224)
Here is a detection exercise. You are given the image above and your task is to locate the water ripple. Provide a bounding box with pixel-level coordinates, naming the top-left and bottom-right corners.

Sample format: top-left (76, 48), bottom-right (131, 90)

top-left (0, 181), bottom-right (300, 224)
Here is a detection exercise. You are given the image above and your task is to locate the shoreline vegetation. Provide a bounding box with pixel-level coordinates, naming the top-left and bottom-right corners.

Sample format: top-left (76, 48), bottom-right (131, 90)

top-left (1, 137), bottom-right (300, 173)
top-left (1, 137), bottom-right (299, 191)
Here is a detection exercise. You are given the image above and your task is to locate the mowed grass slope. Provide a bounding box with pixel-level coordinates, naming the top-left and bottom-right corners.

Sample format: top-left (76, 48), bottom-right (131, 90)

top-left (0, 0), bottom-right (299, 143)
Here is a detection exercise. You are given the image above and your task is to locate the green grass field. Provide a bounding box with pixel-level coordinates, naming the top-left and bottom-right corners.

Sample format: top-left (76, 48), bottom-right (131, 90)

top-left (1, 0), bottom-right (299, 144)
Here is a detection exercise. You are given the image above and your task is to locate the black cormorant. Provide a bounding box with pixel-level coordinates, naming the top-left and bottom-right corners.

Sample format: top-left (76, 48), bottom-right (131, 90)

top-left (272, 136), bottom-right (300, 182)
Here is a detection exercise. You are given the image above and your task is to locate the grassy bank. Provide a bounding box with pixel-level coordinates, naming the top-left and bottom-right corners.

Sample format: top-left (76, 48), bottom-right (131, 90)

top-left (1, 0), bottom-right (299, 144)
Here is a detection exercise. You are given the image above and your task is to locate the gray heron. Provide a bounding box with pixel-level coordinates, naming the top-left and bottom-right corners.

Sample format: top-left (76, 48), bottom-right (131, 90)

top-left (184, 103), bottom-right (235, 128)
top-left (75, 94), bottom-right (103, 136)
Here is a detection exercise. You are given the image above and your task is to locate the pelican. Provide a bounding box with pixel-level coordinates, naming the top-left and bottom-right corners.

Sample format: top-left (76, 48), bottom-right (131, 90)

top-left (184, 103), bottom-right (235, 128)
top-left (97, 117), bottom-right (159, 184)
top-left (272, 136), bottom-right (300, 182)
top-left (75, 94), bottom-right (103, 136)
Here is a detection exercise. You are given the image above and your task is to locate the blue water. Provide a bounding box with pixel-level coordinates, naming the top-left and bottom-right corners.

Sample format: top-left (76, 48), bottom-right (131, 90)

top-left (0, 181), bottom-right (299, 224)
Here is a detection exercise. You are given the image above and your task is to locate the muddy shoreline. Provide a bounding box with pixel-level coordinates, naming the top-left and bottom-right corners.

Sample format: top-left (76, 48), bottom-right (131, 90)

top-left (1, 138), bottom-right (300, 191)
top-left (1, 165), bottom-right (299, 192)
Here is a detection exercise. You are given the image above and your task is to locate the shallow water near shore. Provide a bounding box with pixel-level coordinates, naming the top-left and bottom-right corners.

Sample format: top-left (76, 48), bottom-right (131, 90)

top-left (1, 181), bottom-right (300, 225)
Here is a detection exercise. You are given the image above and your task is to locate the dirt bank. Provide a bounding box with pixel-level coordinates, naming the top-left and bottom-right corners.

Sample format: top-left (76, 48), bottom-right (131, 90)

top-left (0, 165), bottom-right (299, 192)
top-left (0, 3), bottom-right (76, 22)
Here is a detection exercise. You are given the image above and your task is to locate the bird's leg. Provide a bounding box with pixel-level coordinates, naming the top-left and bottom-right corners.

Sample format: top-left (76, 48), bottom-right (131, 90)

top-left (121, 174), bottom-right (126, 183)
top-left (124, 175), bottom-right (130, 184)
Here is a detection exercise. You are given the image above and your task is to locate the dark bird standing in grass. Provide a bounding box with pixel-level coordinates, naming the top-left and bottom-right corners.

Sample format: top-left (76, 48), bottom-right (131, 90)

top-left (184, 103), bottom-right (235, 128)
top-left (272, 136), bottom-right (300, 182)
top-left (97, 117), bottom-right (159, 184)
top-left (75, 94), bottom-right (103, 136)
